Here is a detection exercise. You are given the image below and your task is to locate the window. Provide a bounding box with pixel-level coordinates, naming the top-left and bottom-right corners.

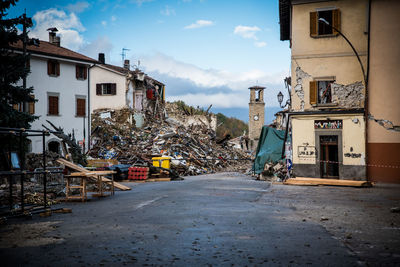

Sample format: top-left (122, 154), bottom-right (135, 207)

top-left (76, 98), bottom-right (86, 117)
top-left (28, 94), bottom-right (35, 115)
top-left (310, 9), bottom-right (341, 37)
top-left (96, 83), bottom-right (116, 95)
top-left (76, 65), bottom-right (87, 80)
top-left (48, 95), bottom-right (59, 115)
top-left (310, 80), bottom-right (334, 105)
top-left (47, 60), bottom-right (60, 76)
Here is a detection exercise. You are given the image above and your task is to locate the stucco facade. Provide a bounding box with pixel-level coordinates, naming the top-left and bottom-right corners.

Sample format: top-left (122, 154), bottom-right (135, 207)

top-left (281, 0), bottom-right (368, 180)
top-left (89, 65), bottom-right (127, 112)
top-left (27, 55), bottom-right (93, 153)
top-left (367, 0), bottom-right (400, 182)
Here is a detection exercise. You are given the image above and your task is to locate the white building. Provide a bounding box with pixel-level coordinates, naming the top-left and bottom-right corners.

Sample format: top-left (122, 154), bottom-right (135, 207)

top-left (12, 29), bottom-right (98, 154)
top-left (90, 54), bottom-right (165, 128)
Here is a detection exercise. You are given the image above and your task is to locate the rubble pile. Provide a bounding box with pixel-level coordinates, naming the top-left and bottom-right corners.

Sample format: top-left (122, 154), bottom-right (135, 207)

top-left (258, 161), bottom-right (288, 182)
top-left (25, 151), bottom-right (61, 170)
top-left (89, 106), bottom-right (252, 176)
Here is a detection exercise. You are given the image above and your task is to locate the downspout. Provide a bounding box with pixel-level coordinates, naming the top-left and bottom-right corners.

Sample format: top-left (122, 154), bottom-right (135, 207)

top-left (87, 64), bottom-right (95, 153)
top-left (365, 0), bottom-right (371, 181)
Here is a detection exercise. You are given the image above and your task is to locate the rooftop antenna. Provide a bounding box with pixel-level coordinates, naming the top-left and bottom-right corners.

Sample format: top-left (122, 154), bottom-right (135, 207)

top-left (121, 48), bottom-right (130, 62)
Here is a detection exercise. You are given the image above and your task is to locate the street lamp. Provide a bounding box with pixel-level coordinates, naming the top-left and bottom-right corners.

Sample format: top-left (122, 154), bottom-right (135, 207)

top-left (277, 91), bottom-right (290, 108)
top-left (318, 18), bottom-right (367, 86)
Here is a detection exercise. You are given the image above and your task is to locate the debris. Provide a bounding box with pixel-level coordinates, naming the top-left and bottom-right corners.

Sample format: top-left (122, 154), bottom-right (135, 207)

top-left (88, 104), bottom-right (251, 177)
top-left (390, 207), bottom-right (400, 213)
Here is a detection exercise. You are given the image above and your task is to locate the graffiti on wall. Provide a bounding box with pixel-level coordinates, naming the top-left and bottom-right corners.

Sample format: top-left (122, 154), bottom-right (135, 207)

top-left (314, 120), bottom-right (342, 129)
top-left (298, 145), bottom-right (316, 158)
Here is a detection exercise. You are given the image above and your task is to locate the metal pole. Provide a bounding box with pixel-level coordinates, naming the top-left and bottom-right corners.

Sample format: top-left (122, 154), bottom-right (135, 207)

top-left (19, 131), bottom-right (24, 213)
top-left (22, 11), bottom-right (28, 113)
top-left (43, 132), bottom-right (47, 209)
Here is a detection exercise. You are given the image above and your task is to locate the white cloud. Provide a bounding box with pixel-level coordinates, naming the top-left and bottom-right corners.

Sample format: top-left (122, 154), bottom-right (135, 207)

top-left (234, 25), bottom-right (261, 40)
top-left (79, 36), bottom-right (113, 62)
top-left (254, 41), bottom-right (266, 47)
top-left (184, 20), bottom-right (214, 29)
top-left (140, 53), bottom-right (286, 108)
top-left (31, 8), bottom-right (85, 51)
top-left (111, 15), bottom-right (117, 21)
top-left (65, 1), bottom-right (90, 13)
top-left (161, 6), bottom-right (176, 16)
top-left (101, 21), bottom-right (107, 26)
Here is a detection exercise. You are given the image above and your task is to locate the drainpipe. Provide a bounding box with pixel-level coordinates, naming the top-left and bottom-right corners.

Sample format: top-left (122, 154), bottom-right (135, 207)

top-left (365, 0), bottom-right (371, 181)
top-left (87, 64), bottom-right (95, 152)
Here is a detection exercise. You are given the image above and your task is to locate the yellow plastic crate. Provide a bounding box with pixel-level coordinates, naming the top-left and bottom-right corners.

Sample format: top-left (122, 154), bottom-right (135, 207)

top-left (152, 157), bottom-right (171, 169)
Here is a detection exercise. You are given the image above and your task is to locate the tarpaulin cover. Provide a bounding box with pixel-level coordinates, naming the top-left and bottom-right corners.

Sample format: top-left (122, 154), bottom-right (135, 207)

top-left (253, 126), bottom-right (288, 174)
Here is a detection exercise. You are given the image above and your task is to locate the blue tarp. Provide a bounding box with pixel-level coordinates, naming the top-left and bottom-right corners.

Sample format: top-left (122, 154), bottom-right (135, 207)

top-left (253, 126), bottom-right (288, 174)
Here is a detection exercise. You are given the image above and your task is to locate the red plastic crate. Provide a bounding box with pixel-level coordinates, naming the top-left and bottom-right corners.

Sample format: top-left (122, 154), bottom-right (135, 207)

top-left (128, 167), bottom-right (149, 180)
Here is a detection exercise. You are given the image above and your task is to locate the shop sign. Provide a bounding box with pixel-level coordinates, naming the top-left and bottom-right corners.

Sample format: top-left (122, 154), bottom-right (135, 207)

top-left (314, 120), bottom-right (342, 129)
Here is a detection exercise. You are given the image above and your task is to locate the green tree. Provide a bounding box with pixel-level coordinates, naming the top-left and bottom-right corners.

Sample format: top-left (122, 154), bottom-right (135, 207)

top-left (0, 0), bottom-right (36, 131)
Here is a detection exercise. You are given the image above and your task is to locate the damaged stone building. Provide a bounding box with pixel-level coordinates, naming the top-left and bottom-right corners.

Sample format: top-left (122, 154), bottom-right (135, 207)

top-left (90, 54), bottom-right (165, 128)
top-left (279, 0), bottom-right (400, 182)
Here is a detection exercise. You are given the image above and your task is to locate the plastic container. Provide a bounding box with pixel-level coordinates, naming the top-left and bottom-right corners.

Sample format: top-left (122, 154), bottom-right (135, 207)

top-left (152, 157), bottom-right (171, 169)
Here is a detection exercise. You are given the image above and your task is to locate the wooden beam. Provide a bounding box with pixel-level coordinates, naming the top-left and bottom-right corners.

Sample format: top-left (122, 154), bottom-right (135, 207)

top-left (57, 158), bottom-right (131, 191)
top-left (284, 177), bottom-right (372, 187)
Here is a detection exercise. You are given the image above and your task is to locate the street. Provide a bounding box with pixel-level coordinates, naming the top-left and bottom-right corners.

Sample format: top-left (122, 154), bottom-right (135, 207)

top-left (2, 173), bottom-right (399, 266)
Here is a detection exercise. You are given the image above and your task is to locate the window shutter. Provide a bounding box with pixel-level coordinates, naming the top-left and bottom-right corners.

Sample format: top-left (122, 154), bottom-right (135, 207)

top-left (75, 65), bottom-right (79, 79)
top-left (47, 60), bottom-right (51, 75)
top-left (310, 12), bottom-right (318, 37)
top-left (56, 62), bottom-right (60, 76)
top-left (55, 96), bottom-right (59, 114)
top-left (332, 9), bottom-right (341, 35)
top-left (83, 67), bottom-right (87, 80)
top-left (29, 95), bottom-right (35, 115)
top-left (310, 81), bottom-right (317, 105)
top-left (111, 83), bottom-right (117, 95)
top-left (76, 98), bottom-right (85, 116)
top-left (96, 84), bottom-right (102, 95)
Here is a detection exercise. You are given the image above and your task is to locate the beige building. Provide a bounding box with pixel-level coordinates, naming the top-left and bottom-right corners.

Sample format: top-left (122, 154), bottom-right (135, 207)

top-left (248, 86), bottom-right (265, 151)
top-left (279, 0), bottom-right (368, 180)
top-left (367, 0), bottom-right (400, 183)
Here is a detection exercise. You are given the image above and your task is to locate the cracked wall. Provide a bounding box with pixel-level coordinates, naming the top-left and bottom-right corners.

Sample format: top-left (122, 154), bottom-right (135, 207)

top-left (294, 66), bottom-right (310, 111)
top-left (331, 81), bottom-right (364, 108)
top-left (369, 114), bottom-right (400, 132)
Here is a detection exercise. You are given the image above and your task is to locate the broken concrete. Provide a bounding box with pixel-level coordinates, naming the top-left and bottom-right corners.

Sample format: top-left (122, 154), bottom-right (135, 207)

top-left (331, 81), bottom-right (364, 108)
top-left (294, 66), bottom-right (310, 111)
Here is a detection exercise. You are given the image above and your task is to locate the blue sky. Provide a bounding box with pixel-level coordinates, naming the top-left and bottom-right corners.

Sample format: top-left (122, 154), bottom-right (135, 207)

top-left (8, 0), bottom-right (291, 123)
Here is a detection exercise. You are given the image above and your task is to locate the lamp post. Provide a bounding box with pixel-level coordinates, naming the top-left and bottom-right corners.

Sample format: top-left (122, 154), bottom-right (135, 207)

top-left (318, 18), bottom-right (367, 86)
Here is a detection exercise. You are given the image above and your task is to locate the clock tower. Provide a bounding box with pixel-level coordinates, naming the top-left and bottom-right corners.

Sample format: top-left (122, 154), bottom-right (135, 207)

top-left (248, 85), bottom-right (265, 150)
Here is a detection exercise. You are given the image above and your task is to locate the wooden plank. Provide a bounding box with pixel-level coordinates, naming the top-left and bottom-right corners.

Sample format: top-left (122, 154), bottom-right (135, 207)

top-left (284, 177), bottom-right (372, 187)
top-left (57, 158), bottom-right (131, 191)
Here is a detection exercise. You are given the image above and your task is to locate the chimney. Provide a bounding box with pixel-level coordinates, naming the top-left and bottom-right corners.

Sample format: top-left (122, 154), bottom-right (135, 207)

top-left (124, 59), bottom-right (130, 70)
top-left (98, 53), bottom-right (105, 64)
top-left (47, 27), bottom-right (60, 47)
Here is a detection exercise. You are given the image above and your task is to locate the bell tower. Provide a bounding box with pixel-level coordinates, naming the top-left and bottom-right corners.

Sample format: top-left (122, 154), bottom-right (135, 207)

top-left (248, 85), bottom-right (265, 150)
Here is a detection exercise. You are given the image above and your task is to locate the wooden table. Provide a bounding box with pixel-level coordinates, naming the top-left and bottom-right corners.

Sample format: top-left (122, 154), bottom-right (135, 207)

top-left (65, 171), bottom-right (116, 202)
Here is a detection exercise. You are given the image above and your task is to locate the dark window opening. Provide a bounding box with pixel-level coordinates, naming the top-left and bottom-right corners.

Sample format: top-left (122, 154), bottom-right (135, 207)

top-left (102, 84), bottom-right (112, 95)
top-left (318, 10), bottom-right (333, 35)
top-left (317, 81), bottom-right (334, 104)
top-left (48, 141), bottom-right (60, 154)
top-left (96, 83), bottom-right (117, 95)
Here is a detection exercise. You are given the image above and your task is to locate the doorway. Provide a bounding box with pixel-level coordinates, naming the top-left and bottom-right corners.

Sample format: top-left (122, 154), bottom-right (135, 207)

top-left (48, 141), bottom-right (60, 154)
top-left (320, 135), bottom-right (339, 178)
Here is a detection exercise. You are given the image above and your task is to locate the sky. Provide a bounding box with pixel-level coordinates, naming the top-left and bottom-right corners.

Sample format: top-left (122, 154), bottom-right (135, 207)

top-left (7, 0), bottom-right (291, 123)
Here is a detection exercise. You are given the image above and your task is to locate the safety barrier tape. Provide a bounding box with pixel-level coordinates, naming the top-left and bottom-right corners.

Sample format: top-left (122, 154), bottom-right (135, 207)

top-left (296, 157), bottom-right (400, 169)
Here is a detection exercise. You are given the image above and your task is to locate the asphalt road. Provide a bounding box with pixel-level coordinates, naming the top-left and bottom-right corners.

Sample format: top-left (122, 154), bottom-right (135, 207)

top-left (2, 173), bottom-right (360, 266)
